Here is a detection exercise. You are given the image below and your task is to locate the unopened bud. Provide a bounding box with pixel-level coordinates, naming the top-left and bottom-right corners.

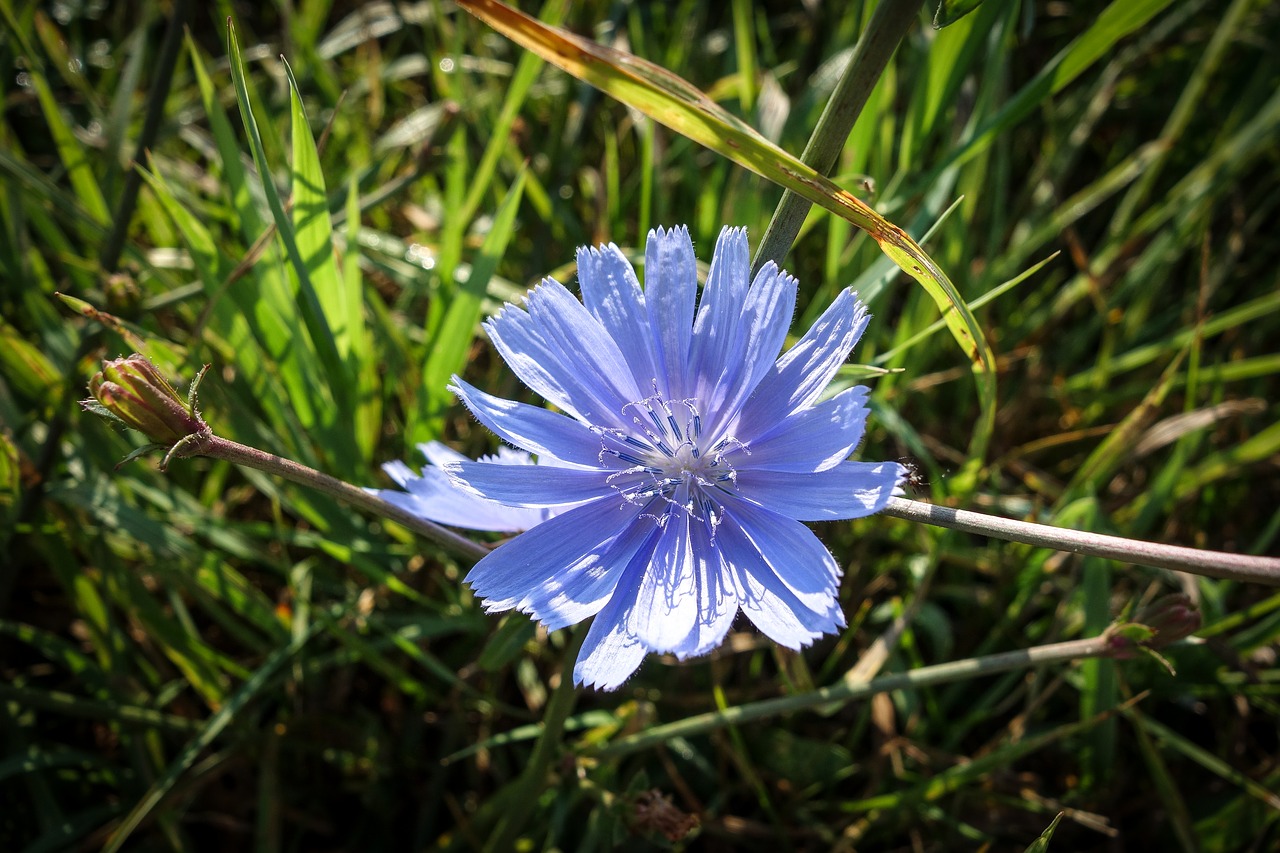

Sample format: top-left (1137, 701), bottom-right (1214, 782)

top-left (1108, 593), bottom-right (1202, 660)
top-left (84, 355), bottom-right (209, 447)
top-left (1134, 593), bottom-right (1202, 647)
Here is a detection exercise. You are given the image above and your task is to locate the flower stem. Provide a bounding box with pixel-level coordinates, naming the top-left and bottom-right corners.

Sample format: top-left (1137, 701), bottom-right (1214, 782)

top-left (753, 0), bottom-right (925, 273)
top-left (484, 628), bottom-right (586, 853)
top-left (192, 434), bottom-right (491, 563)
top-left (881, 497), bottom-right (1280, 585)
top-left (594, 631), bottom-right (1118, 759)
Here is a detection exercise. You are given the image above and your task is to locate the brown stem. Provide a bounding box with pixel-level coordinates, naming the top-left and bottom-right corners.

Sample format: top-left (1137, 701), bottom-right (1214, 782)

top-left (192, 434), bottom-right (491, 564)
top-left (881, 497), bottom-right (1280, 585)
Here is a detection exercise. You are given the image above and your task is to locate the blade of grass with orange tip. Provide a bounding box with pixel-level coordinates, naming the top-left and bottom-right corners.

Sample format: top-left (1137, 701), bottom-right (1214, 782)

top-left (456, 0), bottom-right (996, 463)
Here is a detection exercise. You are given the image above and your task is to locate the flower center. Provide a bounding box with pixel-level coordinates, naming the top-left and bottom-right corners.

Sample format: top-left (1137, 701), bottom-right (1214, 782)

top-left (669, 442), bottom-right (702, 477)
top-left (599, 392), bottom-right (744, 516)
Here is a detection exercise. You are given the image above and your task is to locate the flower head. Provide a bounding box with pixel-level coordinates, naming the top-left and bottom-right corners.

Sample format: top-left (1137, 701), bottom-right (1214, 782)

top-left (449, 225), bottom-right (904, 689)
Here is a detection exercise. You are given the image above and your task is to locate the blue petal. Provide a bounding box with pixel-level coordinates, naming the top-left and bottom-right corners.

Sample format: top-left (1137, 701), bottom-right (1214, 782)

top-left (688, 226), bottom-right (749, 389)
top-left (577, 243), bottom-right (660, 391)
top-left (644, 226), bottom-right (697, 398)
top-left (740, 386), bottom-right (869, 472)
top-left (380, 458), bottom-right (422, 489)
top-left (738, 289), bottom-right (869, 428)
top-left (511, 511), bottom-right (662, 632)
top-left (451, 377), bottom-right (605, 467)
top-left (446, 459), bottom-right (614, 507)
top-left (574, 536), bottom-right (657, 689)
top-left (525, 278), bottom-right (642, 410)
top-left (732, 460), bottom-right (905, 521)
top-left (718, 492), bottom-right (841, 601)
top-left (464, 496), bottom-right (646, 610)
top-left (485, 281), bottom-right (637, 432)
top-left (418, 441), bottom-right (474, 468)
top-left (423, 440), bottom-right (539, 468)
top-left (673, 517), bottom-right (738, 659)
top-left (483, 303), bottom-right (592, 421)
top-left (731, 558), bottom-right (844, 649)
top-left (701, 262), bottom-right (797, 434)
top-left (367, 452), bottom-right (545, 533)
top-left (714, 500), bottom-right (845, 648)
top-left (589, 507), bottom-right (740, 662)
top-left (630, 509), bottom-right (702, 653)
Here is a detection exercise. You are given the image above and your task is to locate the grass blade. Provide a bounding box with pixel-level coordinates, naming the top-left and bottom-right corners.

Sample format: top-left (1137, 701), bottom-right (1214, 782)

top-left (418, 165), bottom-right (527, 438)
top-left (225, 20), bottom-right (350, 431)
top-left (283, 57), bottom-right (354, 364)
top-left (101, 625), bottom-right (315, 853)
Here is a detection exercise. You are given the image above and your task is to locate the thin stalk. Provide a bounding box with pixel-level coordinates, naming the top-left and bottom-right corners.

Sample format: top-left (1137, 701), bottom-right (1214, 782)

top-left (595, 631), bottom-right (1117, 758)
top-left (484, 628), bottom-right (586, 853)
top-left (189, 436), bottom-right (1280, 582)
top-left (881, 497), bottom-right (1280, 584)
top-left (193, 435), bottom-right (491, 563)
top-left (753, 0), bottom-right (925, 273)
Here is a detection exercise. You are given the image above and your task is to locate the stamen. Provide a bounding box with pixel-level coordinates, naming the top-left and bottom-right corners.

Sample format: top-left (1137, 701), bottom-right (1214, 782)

top-left (600, 447), bottom-right (651, 468)
top-left (604, 392), bottom-right (740, 521)
top-left (665, 408), bottom-right (682, 439)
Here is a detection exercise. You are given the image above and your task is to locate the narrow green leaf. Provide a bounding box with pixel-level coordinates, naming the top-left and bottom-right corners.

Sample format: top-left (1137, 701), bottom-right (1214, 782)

top-left (283, 57), bottom-right (351, 362)
top-left (102, 26), bottom-right (149, 200)
top-left (926, 0), bottom-right (1177, 177)
top-left (136, 165), bottom-right (222, 283)
top-left (458, 0), bottom-right (567, 225)
top-left (138, 161), bottom-right (300, 450)
top-left (933, 0), bottom-right (989, 29)
top-left (0, 683), bottom-right (199, 733)
top-left (1125, 712), bottom-right (1199, 853)
top-left (0, 318), bottom-right (61, 400)
top-left (875, 252), bottom-right (1058, 366)
top-left (1067, 346), bottom-right (1188, 498)
top-left (1109, 0), bottom-right (1254, 235)
top-left (226, 20), bottom-right (349, 419)
top-left (111, 568), bottom-right (234, 707)
top-left (189, 32), bottom-right (325, 450)
top-left (1129, 710), bottom-right (1280, 812)
top-left (0, 620), bottom-right (104, 688)
top-left (0, 432), bottom-right (18, 514)
top-left (344, 171), bottom-right (380, 459)
top-left (419, 165), bottom-right (527, 437)
top-left (27, 69), bottom-right (109, 226)
top-left (731, 0), bottom-right (757, 112)
top-left (186, 32), bottom-right (267, 238)
top-left (0, 745), bottom-right (110, 784)
top-left (1021, 812), bottom-right (1064, 853)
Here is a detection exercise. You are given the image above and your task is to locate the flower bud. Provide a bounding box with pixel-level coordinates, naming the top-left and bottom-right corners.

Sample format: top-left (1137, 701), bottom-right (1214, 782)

top-left (1108, 593), bottom-right (1202, 660)
top-left (84, 354), bottom-right (208, 446)
top-left (1133, 593), bottom-right (1202, 648)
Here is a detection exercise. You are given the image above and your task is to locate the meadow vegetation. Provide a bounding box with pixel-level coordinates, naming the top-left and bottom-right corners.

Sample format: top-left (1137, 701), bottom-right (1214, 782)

top-left (1, 0), bottom-right (1277, 849)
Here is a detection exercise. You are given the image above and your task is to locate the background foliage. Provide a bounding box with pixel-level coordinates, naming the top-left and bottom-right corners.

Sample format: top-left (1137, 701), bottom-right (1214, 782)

top-left (1, 0), bottom-right (1278, 849)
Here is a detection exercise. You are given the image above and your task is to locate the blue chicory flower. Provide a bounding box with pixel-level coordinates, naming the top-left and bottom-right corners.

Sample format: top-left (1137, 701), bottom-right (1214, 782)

top-left (447, 225), bottom-right (904, 689)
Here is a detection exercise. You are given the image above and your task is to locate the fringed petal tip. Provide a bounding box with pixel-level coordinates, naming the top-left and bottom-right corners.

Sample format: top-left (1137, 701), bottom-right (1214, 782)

top-left (573, 628), bottom-right (647, 691)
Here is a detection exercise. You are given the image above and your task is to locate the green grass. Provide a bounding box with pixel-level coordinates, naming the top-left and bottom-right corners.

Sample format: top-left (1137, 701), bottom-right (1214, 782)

top-left (2, 0), bottom-right (1278, 850)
